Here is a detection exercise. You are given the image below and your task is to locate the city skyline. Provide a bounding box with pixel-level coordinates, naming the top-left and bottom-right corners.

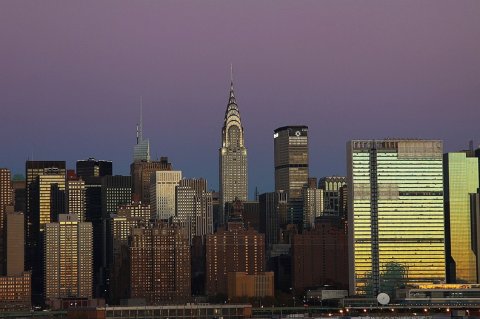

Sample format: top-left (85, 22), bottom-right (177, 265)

top-left (1, 1), bottom-right (479, 197)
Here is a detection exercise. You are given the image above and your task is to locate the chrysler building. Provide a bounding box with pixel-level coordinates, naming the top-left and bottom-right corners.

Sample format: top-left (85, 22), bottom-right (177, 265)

top-left (219, 69), bottom-right (248, 225)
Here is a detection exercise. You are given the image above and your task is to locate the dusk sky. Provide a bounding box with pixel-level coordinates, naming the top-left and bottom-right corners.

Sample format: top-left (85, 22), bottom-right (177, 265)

top-left (1, 1), bottom-right (479, 197)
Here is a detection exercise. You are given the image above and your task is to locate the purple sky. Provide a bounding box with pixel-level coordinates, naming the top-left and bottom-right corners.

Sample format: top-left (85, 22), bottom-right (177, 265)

top-left (1, 1), bottom-right (479, 196)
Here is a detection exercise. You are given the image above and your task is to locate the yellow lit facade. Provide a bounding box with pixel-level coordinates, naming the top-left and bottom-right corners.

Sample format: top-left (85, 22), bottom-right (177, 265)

top-left (347, 139), bottom-right (445, 296)
top-left (38, 173), bottom-right (65, 229)
top-left (444, 152), bottom-right (479, 283)
top-left (45, 214), bottom-right (92, 302)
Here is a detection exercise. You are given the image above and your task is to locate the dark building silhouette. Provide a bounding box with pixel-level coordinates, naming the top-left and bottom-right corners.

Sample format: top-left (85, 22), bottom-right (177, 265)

top-left (259, 191), bottom-right (288, 251)
top-left (76, 158), bottom-right (112, 179)
top-left (25, 161), bottom-right (66, 305)
top-left (292, 216), bottom-right (348, 293)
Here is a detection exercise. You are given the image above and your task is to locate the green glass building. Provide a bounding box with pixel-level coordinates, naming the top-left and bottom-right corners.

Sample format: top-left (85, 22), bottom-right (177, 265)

top-left (347, 139), bottom-right (445, 296)
top-left (444, 152), bottom-right (480, 283)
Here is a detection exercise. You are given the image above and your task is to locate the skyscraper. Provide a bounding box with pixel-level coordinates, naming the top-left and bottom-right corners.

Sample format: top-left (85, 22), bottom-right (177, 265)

top-left (302, 179), bottom-right (323, 230)
top-left (444, 152), bottom-right (480, 283)
top-left (66, 174), bottom-right (86, 221)
top-left (319, 176), bottom-right (346, 216)
top-left (76, 158), bottom-right (112, 179)
top-left (219, 72), bottom-right (248, 226)
top-left (150, 171), bottom-right (182, 220)
top-left (174, 178), bottom-right (213, 244)
top-left (0, 168), bottom-right (13, 274)
top-left (347, 139), bottom-right (445, 296)
top-left (26, 163), bottom-right (66, 303)
top-left (0, 208), bottom-right (31, 311)
top-left (108, 202), bottom-right (151, 303)
top-left (259, 191), bottom-right (288, 250)
top-left (274, 126), bottom-right (308, 226)
top-left (44, 214), bottom-right (92, 305)
top-left (130, 157), bottom-right (172, 204)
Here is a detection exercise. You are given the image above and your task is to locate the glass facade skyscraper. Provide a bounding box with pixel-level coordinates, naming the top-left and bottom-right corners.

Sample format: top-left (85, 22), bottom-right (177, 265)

top-left (444, 152), bottom-right (480, 283)
top-left (274, 126), bottom-right (308, 226)
top-left (347, 139), bottom-right (445, 296)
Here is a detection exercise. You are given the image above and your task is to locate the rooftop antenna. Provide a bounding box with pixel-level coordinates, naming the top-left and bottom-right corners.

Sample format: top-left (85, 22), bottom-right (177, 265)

top-left (230, 63), bottom-right (234, 84)
top-left (139, 96), bottom-right (143, 142)
top-left (469, 140), bottom-right (474, 152)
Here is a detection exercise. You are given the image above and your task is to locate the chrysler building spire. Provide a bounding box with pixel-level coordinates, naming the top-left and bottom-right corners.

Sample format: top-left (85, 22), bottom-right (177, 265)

top-left (219, 67), bottom-right (248, 226)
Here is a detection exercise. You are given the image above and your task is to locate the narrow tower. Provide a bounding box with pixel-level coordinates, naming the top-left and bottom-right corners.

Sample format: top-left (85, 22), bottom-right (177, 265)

top-left (219, 67), bottom-right (248, 226)
top-left (133, 96), bottom-right (150, 162)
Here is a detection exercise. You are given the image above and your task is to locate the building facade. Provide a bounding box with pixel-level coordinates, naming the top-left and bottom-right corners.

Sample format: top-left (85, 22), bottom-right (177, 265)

top-left (174, 179), bottom-right (213, 244)
top-left (219, 79), bottom-right (248, 226)
top-left (44, 214), bottom-right (93, 304)
top-left (109, 202), bottom-right (151, 304)
top-left (150, 171), bottom-right (182, 220)
top-left (319, 176), bottom-right (347, 216)
top-left (206, 221), bottom-right (265, 296)
top-left (129, 222), bottom-right (191, 304)
top-left (302, 178), bottom-right (324, 230)
top-left (292, 217), bottom-right (348, 293)
top-left (259, 191), bottom-right (288, 250)
top-left (347, 139), bottom-right (445, 296)
top-left (444, 152), bottom-right (480, 283)
top-left (67, 175), bottom-right (86, 221)
top-left (76, 158), bottom-right (112, 179)
top-left (0, 168), bottom-right (13, 274)
top-left (0, 208), bottom-right (31, 311)
top-left (130, 157), bottom-right (172, 204)
top-left (274, 126), bottom-right (308, 227)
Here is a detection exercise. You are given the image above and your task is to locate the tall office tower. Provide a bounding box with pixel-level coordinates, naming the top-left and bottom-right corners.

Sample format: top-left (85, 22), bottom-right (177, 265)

top-left (130, 157), bottom-right (172, 204)
top-left (82, 176), bottom-right (104, 298)
top-left (133, 99), bottom-right (150, 162)
top-left (35, 172), bottom-right (66, 228)
top-left (76, 158), bottom-right (112, 179)
top-left (319, 176), bottom-right (347, 216)
top-left (100, 175), bottom-right (131, 298)
top-left (0, 208), bottom-right (31, 311)
top-left (347, 139), bottom-right (445, 296)
top-left (181, 178), bottom-right (213, 236)
top-left (206, 219), bottom-right (265, 296)
top-left (44, 214), bottom-right (92, 305)
top-left (219, 75), bottom-right (248, 227)
top-left (444, 152), bottom-right (480, 283)
top-left (292, 216), bottom-right (348, 294)
top-left (101, 176), bottom-right (132, 217)
top-left (0, 168), bottom-right (13, 274)
top-left (303, 177), bottom-right (324, 230)
top-left (25, 161), bottom-right (66, 303)
top-left (130, 222), bottom-right (191, 304)
top-left (66, 175), bottom-right (86, 221)
top-left (274, 126), bottom-right (308, 226)
top-left (476, 147), bottom-right (480, 181)
top-left (109, 202), bottom-right (151, 304)
top-left (25, 162), bottom-right (66, 257)
top-left (150, 171), bottom-right (182, 220)
top-left (259, 191), bottom-right (288, 251)
top-left (12, 177), bottom-right (26, 213)
top-left (175, 178), bottom-right (213, 244)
